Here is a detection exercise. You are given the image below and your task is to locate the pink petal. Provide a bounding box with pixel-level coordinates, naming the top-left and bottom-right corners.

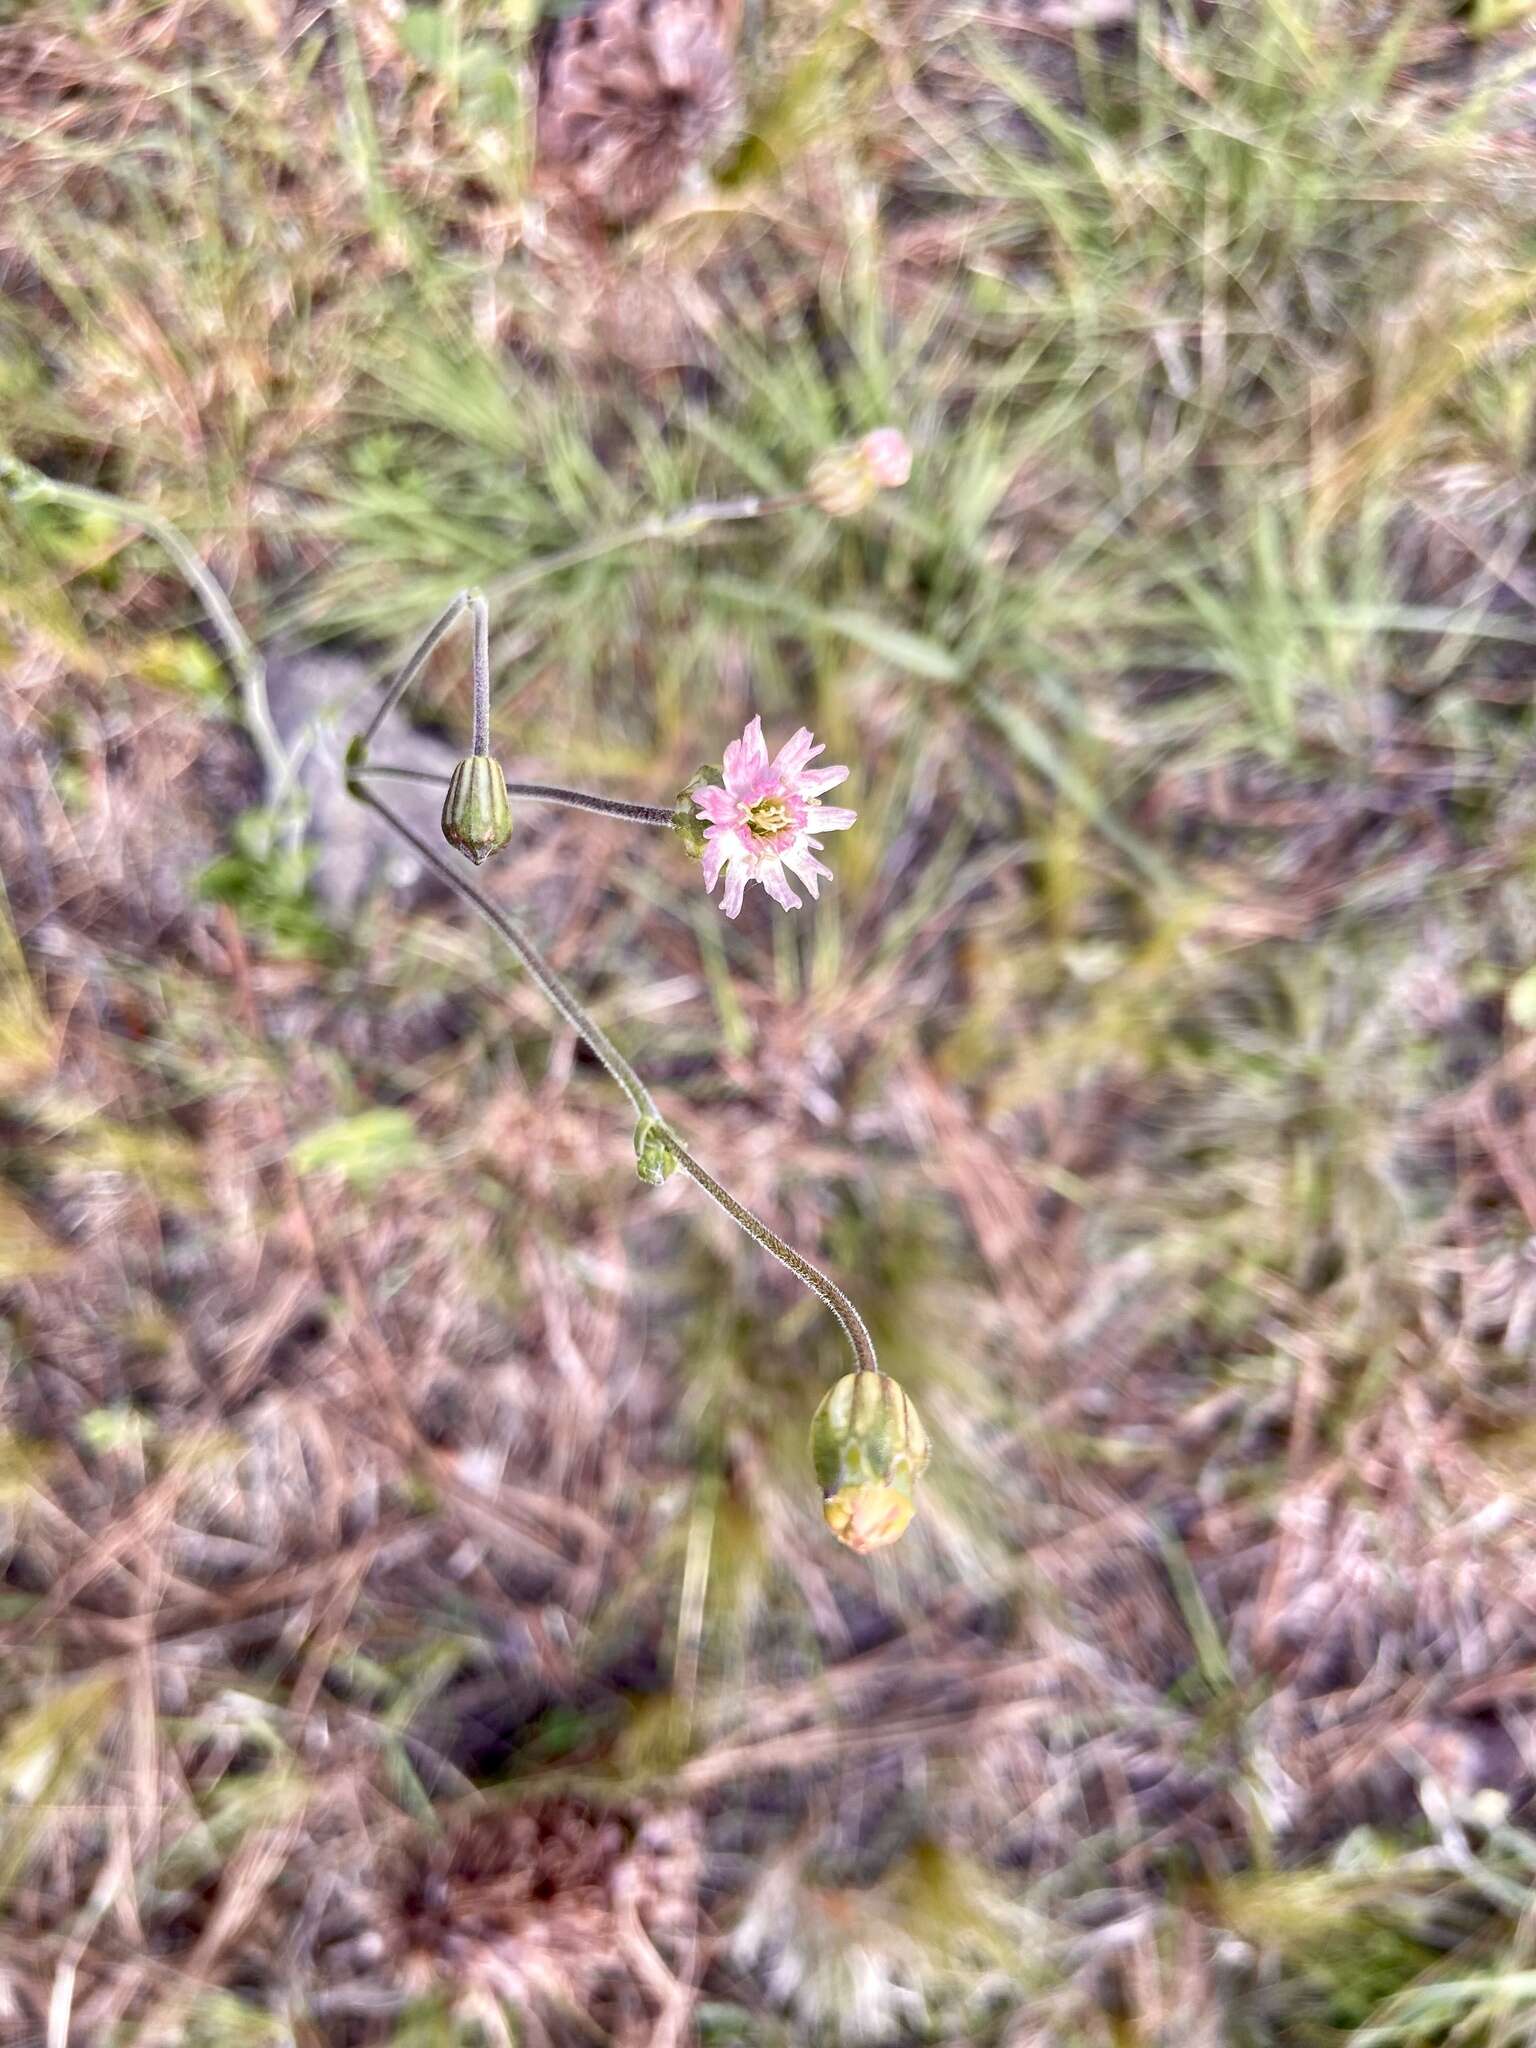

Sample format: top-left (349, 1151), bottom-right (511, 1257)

top-left (701, 831), bottom-right (735, 892)
top-left (722, 715), bottom-right (768, 799)
top-left (693, 785), bottom-right (737, 825)
top-left (783, 845), bottom-right (832, 898)
top-left (720, 865), bottom-right (748, 918)
top-left (806, 804), bottom-right (857, 833)
top-left (794, 763), bottom-right (849, 798)
top-left (770, 727), bottom-right (823, 782)
top-left (759, 861), bottom-right (803, 912)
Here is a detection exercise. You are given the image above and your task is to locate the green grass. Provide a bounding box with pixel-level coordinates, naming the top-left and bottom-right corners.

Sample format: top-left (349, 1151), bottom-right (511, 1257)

top-left (5, 0), bottom-right (1536, 2041)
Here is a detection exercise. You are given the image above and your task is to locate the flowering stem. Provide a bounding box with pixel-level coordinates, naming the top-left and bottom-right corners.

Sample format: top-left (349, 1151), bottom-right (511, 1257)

top-left (665, 1140), bottom-right (879, 1375)
top-left (0, 456), bottom-right (291, 808)
top-left (500, 784), bottom-right (673, 827)
top-left (486, 492), bottom-right (810, 608)
top-left (356, 766), bottom-right (672, 827)
top-left (351, 780), bottom-right (880, 1377)
top-left (359, 493), bottom-right (812, 759)
top-left (350, 764), bottom-right (450, 786)
top-left (469, 592), bottom-right (491, 759)
top-left (353, 781), bottom-right (657, 1122)
top-left (360, 589), bottom-right (490, 755)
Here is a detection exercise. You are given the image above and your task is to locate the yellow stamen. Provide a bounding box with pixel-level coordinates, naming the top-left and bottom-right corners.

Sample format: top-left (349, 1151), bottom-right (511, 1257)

top-left (746, 796), bottom-right (792, 839)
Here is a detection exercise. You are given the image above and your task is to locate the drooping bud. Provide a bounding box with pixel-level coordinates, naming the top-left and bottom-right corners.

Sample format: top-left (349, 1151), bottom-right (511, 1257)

top-left (806, 428), bottom-right (913, 520)
top-left (441, 755), bottom-right (512, 865)
top-left (634, 1115), bottom-right (679, 1187)
top-left (809, 1370), bottom-right (930, 1554)
top-left (669, 766), bottom-right (716, 862)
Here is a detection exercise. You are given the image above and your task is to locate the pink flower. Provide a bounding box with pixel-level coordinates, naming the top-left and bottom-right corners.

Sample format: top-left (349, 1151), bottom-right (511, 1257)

top-left (693, 716), bottom-right (857, 917)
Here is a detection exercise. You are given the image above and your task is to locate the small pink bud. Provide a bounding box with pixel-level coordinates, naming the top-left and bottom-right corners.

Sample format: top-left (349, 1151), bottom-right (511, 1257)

top-left (857, 427), bottom-right (912, 490)
top-left (806, 427), bottom-right (913, 519)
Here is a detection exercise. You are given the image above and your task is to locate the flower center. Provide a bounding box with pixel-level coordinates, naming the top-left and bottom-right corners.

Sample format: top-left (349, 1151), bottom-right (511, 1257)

top-left (745, 795), bottom-right (792, 840)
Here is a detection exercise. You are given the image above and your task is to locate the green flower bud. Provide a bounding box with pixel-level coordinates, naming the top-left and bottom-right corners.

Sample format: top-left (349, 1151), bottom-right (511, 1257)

top-left (441, 755), bottom-right (512, 865)
top-left (809, 1370), bottom-right (930, 1554)
top-left (634, 1115), bottom-right (679, 1187)
top-left (670, 766), bottom-right (715, 863)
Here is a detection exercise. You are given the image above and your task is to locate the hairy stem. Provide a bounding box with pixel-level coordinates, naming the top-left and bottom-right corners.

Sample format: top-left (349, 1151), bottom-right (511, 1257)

top-left (469, 591), bottom-right (491, 758)
top-left (351, 764), bottom-right (451, 786)
top-left (666, 1141), bottom-right (879, 1375)
top-left (2, 460), bottom-right (880, 1374)
top-left (363, 495), bottom-right (809, 764)
top-left (353, 782), bottom-right (657, 1122)
top-left (498, 783), bottom-right (673, 826)
top-left (357, 765), bottom-right (672, 826)
top-left (0, 457), bottom-right (289, 802)
top-left (352, 781), bottom-right (879, 1376)
top-left (487, 491), bottom-right (810, 611)
top-left (360, 589), bottom-right (478, 754)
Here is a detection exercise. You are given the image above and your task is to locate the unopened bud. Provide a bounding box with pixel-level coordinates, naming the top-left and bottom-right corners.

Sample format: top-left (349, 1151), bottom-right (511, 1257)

top-left (857, 427), bottom-right (913, 489)
top-left (809, 1370), bottom-right (929, 1553)
top-left (806, 428), bottom-right (913, 519)
top-left (634, 1116), bottom-right (679, 1187)
top-left (441, 755), bottom-right (512, 865)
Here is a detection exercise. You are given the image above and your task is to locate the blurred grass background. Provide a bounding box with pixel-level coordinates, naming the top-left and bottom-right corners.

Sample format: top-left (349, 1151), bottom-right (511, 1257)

top-left (6, 0), bottom-right (1536, 2041)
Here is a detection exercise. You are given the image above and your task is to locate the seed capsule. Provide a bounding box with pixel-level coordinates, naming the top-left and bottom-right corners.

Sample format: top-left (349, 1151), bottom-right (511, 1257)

top-left (809, 1370), bottom-right (930, 1554)
top-left (441, 756), bottom-right (513, 865)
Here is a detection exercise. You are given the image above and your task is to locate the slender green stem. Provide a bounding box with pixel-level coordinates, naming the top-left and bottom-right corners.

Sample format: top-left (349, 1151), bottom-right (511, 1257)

top-left (355, 766), bottom-right (674, 826)
top-left (352, 781), bottom-right (879, 1377)
top-left (501, 784), bottom-right (673, 826)
top-left (667, 1141), bottom-right (879, 1375)
top-left (361, 589), bottom-right (476, 753)
top-left (356, 486), bottom-right (811, 780)
top-left (0, 457), bottom-right (289, 801)
top-left (469, 591), bottom-right (491, 758)
top-left (4, 458), bottom-right (879, 1375)
top-left (353, 783), bottom-right (658, 1122)
top-left (487, 491), bottom-right (810, 613)
top-left (354, 764), bottom-right (451, 786)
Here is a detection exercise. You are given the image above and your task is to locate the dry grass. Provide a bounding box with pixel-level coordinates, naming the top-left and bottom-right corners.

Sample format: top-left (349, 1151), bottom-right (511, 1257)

top-left (6, 1), bottom-right (1536, 2042)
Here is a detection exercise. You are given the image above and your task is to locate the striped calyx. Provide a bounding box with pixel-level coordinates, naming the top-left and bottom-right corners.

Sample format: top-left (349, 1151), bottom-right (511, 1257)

top-left (441, 756), bottom-right (513, 866)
